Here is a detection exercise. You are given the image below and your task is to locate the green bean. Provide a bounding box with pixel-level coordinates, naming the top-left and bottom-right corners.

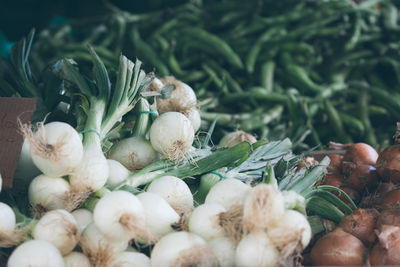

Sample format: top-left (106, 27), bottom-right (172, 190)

top-left (241, 105), bottom-right (284, 131)
top-left (368, 105), bottom-right (389, 116)
top-left (344, 13), bottom-right (362, 51)
top-left (353, 83), bottom-right (400, 118)
top-left (246, 28), bottom-right (285, 73)
top-left (151, 18), bottom-right (179, 37)
top-left (113, 15), bottom-right (126, 53)
top-left (129, 27), bottom-right (169, 76)
top-left (201, 64), bottom-right (226, 93)
top-left (204, 59), bottom-right (243, 93)
top-left (358, 90), bottom-right (377, 146)
top-left (167, 51), bottom-right (184, 76)
top-left (222, 89), bottom-right (288, 104)
top-left (281, 42), bottom-right (315, 54)
top-left (284, 63), bottom-right (323, 95)
top-left (179, 27), bottom-right (243, 69)
top-left (260, 61), bottom-right (275, 91)
top-left (179, 70), bottom-right (206, 83)
top-left (339, 112), bottom-right (365, 135)
top-left (324, 99), bottom-right (352, 143)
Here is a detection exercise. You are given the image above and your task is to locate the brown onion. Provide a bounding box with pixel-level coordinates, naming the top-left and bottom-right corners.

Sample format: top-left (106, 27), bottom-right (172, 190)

top-left (342, 143), bottom-right (378, 166)
top-left (310, 228), bottom-right (366, 266)
top-left (339, 208), bottom-right (379, 245)
top-left (376, 144), bottom-right (400, 184)
top-left (339, 186), bottom-right (361, 206)
top-left (321, 173), bottom-right (345, 188)
top-left (359, 182), bottom-right (397, 208)
top-left (377, 207), bottom-right (400, 229)
top-left (369, 225), bottom-right (400, 265)
top-left (328, 154), bottom-right (343, 174)
top-left (376, 182), bottom-right (398, 196)
top-left (345, 165), bottom-right (378, 192)
top-left (381, 189), bottom-right (400, 208)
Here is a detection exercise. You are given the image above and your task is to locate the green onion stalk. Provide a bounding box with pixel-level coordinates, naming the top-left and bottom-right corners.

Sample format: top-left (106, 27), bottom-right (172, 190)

top-left (58, 47), bottom-right (154, 207)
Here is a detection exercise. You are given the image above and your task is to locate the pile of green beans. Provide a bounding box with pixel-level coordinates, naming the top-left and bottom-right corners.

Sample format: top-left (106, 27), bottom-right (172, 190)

top-left (30, 0), bottom-right (400, 150)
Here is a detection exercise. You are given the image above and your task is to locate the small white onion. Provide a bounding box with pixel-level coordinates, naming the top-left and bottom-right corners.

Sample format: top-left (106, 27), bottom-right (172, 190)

top-left (208, 237), bottom-right (236, 267)
top-left (147, 175), bottom-right (193, 215)
top-left (150, 231), bottom-right (217, 267)
top-left (235, 231), bottom-right (279, 267)
top-left (69, 148), bottom-right (109, 191)
top-left (183, 108), bottom-right (201, 132)
top-left (242, 184), bottom-right (285, 232)
top-left (63, 252), bottom-right (91, 267)
top-left (33, 209), bottom-right (79, 255)
top-left (148, 77), bottom-right (164, 91)
top-left (28, 174), bottom-right (70, 211)
top-left (219, 131), bottom-right (257, 148)
top-left (0, 202), bottom-right (16, 235)
top-left (71, 208), bottom-right (93, 234)
top-left (26, 121), bottom-right (84, 177)
top-left (110, 251), bottom-right (150, 267)
top-left (108, 137), bottom-right (159, 171)
top-left (93, 191), bottom-right (147, 242)
top-left (158, 76), bottom-right (197, 114)
top-left (13, 140), bottom-right (41, 192)
top-left (137, 192), bottom-right (180, 237)
top-left (8, 240), bottom-right (64, 267)
top-left (188, 203), bottom-right (226, 241)
top-left (205, 178), bottom-right (251, 209)
top-left (80, 222), bottom-right (128, 258)
top-left (150, 112), bottom-right (194, 161)
top-left (267, 209), bottom-right (312, 250)
top-left (106, 159), bottom-right (130, 189)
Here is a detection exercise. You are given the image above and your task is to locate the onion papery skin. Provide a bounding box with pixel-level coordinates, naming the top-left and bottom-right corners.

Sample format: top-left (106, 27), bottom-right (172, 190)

top-left (345, 165), bottom-right (378, 192)
top-left (369, 225), bottom-right (400, 265)
top-left (376, 144), bottom-right (400, 183)
top-left (310, 228), bottom-right (366, 266)
top-left (339, 208), bottom-right (379, 245)
top-left (342, 143), bottom-right (378, 167)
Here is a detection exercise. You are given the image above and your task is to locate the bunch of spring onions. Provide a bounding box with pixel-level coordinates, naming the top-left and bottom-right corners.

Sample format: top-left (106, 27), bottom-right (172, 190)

top-left (0, 34), bottom-right (359, 266)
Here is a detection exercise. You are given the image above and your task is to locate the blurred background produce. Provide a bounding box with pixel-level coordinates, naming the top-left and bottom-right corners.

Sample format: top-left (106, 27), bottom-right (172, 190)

top-left (2, 0), bottom-right (400, 151)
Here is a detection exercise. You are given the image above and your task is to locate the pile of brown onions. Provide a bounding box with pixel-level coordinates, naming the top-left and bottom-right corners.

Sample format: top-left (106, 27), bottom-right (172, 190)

top-left (306, 141), bottom-right (400, 266)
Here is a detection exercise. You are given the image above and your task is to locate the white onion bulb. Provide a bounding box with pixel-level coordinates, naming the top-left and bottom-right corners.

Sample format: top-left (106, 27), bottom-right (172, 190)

top-left (108, 137), bottom-right (159, 171)
top-left (235, 231), bottom-right (279, 267)
top-left (150, 231), bottom-right (217, 267)
top-left (28, 174), bottom-right (70, 211)
top-left (33, 209), bottom-right (79, 255)
top-left (150, 112), bottom-right (194, 161)
top-left (8, 240), bottom-right (64, 267)
top-left (24, 121), bottom-right (83, 177)
top-left (110, 251), bottom-right (150, 267)
top-left (205, 178), bottom-right (251, 210)
top-left (147, 175), bottom-right (193, 215)
top-left (188, 203), bottom-right (226, 241)
top-left (71, 208), bottom-right (93, 234)
top-left (208, 237), bottom-right (236, 267)
top-left (63, 252), bottom-right (91, 267)
top-left (106, 159), bottom-right (130, 189)
top-left (93, 191), bottom-right (147, 242)
top-left (137, 192), bottom-right (180, 237)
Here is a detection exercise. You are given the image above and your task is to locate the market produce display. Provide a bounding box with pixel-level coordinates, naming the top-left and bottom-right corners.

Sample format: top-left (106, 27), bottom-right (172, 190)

top-left (1, 0), bottom-right (400, 266)
top-left (0, 32), bottom-right (359, 265)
